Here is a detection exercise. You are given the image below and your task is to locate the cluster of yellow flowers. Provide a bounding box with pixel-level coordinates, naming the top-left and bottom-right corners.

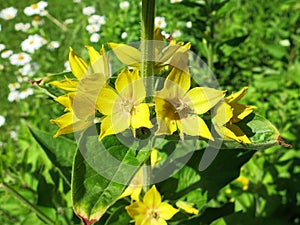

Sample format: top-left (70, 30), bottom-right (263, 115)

top-left (47, 30), bottom-right (257, 225)
top-left (49, 29), bottom-right (255, 144)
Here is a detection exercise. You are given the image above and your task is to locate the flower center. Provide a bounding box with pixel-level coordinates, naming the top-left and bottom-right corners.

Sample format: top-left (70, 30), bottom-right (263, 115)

top-left (31, 4), bottom-right (38, 9)
top-left (173, 97), bottom-right (192, 118)
top-left (120, 98), bottom-right (135, 115)
top-left (149, 209), bottom-right (159, 220)
top-left (17, 54), bottom-right (24, 60)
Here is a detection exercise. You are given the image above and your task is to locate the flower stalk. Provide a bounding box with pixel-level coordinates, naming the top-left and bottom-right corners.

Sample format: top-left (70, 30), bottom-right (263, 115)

top-left (141, 0), bottom-right (155, 192)
top-left (141, 0), bottom-right (155, 96)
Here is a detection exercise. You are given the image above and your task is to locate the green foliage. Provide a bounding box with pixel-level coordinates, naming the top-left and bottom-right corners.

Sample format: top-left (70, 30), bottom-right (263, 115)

top-left (0, 0), bottom-right (299, 224)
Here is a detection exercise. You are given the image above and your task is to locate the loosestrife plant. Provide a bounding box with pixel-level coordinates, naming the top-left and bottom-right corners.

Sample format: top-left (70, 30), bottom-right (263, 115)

top-left (33, 0), bottom-right (286, 224)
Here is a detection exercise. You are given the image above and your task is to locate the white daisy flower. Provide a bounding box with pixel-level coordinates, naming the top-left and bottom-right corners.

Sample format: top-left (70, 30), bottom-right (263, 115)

top-left (172, 29), bottom-right (182, 38)
top-left (119, 1), bottom-right (130, 10)
top-left (47, 41), bottom-right (60, 50)
top-left (0, 7), bottom-right (18, 20)
top-left (10, 130), bottom-right (18, 140)
top-left (32, 16), bottom-right (45, 26)
top-left (90, 33), bottom-right (100, 43)
top-left (8, 91), bottom-right (19, 102)
top-left (21, 34), bottom-right (45, 53)
top-left (121, 31), bottom-right (128, 39)
top-left (86, 24), bottom-right (100, 33)
top-left (155, 16), bottom-right (167, 29)
top-left (64, 61), bottom-right (71, 71)
top-left (0, 44), bottom-right (5, 52)
top-left (0, 115), bottom-right (5, 127)
top-left (8, 82), bottom-right (21, 91)
top-left (186, 21), bottom-right (192, 28)
top-left (24, 1), bottom-right (48, 16)
top-left (88, 15), bottom-right (106, 25)
top-left (19, 62), bottom-right (39, 76)
top-left (161, 30), bottom-right (171, 39)
top-left (73, 0), bottom-right (81, 3)
top-left (9, 52), bottom-right (32, 66)
top-left (19, 88), bottom-right (34, 99)
top-left (15, 22), bottom-right (31, 32)
top-left (1, 50), bottom-right (13, 58)
top-left (17, 76), bottom-right (29, 82)
top-left (83, 6), bottom-right (96, 16)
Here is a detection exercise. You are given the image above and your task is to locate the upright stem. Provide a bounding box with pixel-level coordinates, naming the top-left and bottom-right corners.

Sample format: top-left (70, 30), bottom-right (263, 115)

top-left (141, 0), bottom-right (155, 96)
top-left (141, 0), bottom-right (155, 192)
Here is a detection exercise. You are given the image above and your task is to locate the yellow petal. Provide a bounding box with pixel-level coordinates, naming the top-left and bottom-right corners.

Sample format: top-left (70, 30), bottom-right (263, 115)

top-left (169, 43), bottom-right (191, 72)
top-left (185, 87), bottom-right (225, 114)
top-left (85, 45), bottom-right (100, 64)
top-left (99, 113), bottom-right (130, 140)
top-left (115, 68), bottom-right (144, 100)
top-left (86, 45), bottom-right (110, 78)
top-left (69, 47), bottom-right (88, 79)
top-left (125, 202), bottom-right (148, 219)
top-left (176, 201), bottom-right (199, 215)
top-left (108, 42), bottom-right (141, 66)
top-left (50, 112), bottom-right (90, 137)
top-left (96, 87), bottom-right (118, 115)
top-left (158, 42), bottom-right (182, 65)
top-left (48, 77), bottom-right (78, 92)
top-left (72, 92), bottom-right (95, 120)
top-left (119, 168), bottom-right (143, 201)
top-left (155, 117), bottom-right (177, 136)
top-left (77, 72), bottom-right (107, 97)
top-left (54, 93), bottom-right (74, 111)
top-left (222, 123), bottom-right (251, 143)
top-left (131, 103), bottom-right (152, 129)
top-left (158, 202), bottom-right (179, 220)
top-left (212, 102), bottom-right (233, 126)
top-left (164, 67), bottom-right (190, 96)
top-left (143, 185), bottom-right (162, 208)
top-left (151, 148), bottom-right (162, 168)
top-left (226, 86), bottom-right (248, 103)
top-left (181, 115), bottom-right (212, 140)
top-left (231, 102), bottom-right (256, 122)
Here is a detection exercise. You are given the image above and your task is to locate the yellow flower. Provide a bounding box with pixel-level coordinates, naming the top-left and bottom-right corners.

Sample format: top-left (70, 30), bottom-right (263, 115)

top-left (108, 28), bottom-right (190, 70)
top-left (212, 87), bottom-right (256, 143)
top-left (236, 175), bottom-right (249, 191)
top-left (175, 201), bottom-right (199, 215)
top-left (118, 169), bottom-right (143, 202)
top-left (50, 93), bottom-right (94, 137)
top-left (49, 45), bottom-right (109, 92)
top-left (96, 68), bottom-right (152, 140)
top-left (126, 185), bottom-right (179, 225)
top-left (154, 67), bottom-right (225, 140)
top-left (50, 46), bottom-right (109, 137)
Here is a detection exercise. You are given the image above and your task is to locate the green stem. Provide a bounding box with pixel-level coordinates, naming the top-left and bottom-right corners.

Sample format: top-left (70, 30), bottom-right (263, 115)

top-left (141, 0), bottom-right (155, 193)
top-left (0, 182), bottom-right (55, 225)
top-left (141, 0), bottom-right (155, 96)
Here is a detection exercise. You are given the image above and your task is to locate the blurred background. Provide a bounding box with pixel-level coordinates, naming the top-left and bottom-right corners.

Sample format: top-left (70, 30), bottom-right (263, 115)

top-left (0, 0), bottom-right (299, 224)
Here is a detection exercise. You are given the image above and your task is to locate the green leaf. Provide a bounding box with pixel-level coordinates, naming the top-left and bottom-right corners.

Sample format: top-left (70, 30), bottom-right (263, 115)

top-left (72, 134), bottom-right (151, 224)
top-left (176, 202), bottom-right (235, 225)
top-left (103, 205), bottom-right (131, 225)
top-left (182, 149), bottom-right (255, 200)
top-left (28, 125), bottom-right (76, 185)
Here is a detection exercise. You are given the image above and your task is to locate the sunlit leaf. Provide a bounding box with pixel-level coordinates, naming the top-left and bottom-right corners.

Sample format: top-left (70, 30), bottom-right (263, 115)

top-left (72, 133), bottom-right (151, 224)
